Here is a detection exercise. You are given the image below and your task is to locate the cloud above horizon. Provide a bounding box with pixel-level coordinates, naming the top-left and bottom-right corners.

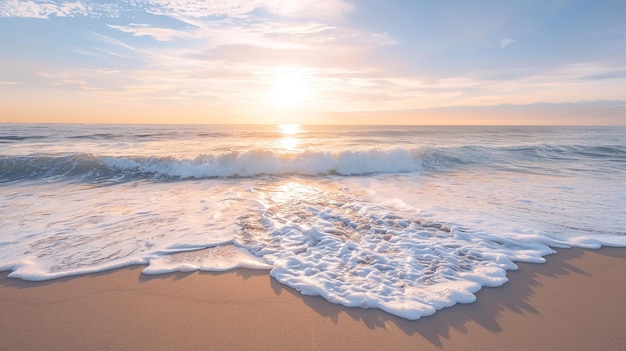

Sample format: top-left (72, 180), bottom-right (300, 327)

top-left (1, 0), bottom-right (625, 123)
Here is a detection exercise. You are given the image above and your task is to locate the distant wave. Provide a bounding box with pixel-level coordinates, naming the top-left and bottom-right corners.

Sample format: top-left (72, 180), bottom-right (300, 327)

top-left (422, 143), bottom-right (626, 175)
top-left (0, 135), bottom-right (47, 141)
top-left (66, 133), bottom-right (121, 140)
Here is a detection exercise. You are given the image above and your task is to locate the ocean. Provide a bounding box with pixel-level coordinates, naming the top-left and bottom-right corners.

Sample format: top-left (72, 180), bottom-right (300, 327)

top-left (1, 124), bottom-right (625, 320)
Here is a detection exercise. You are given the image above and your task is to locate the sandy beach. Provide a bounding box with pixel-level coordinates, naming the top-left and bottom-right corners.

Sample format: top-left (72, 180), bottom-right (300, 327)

top-left (1, 247), bottom-right (624, 351)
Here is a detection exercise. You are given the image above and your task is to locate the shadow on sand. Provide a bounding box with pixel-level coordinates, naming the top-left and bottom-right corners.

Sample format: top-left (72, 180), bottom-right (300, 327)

top-left (265, 246), bottom-right (624, 348)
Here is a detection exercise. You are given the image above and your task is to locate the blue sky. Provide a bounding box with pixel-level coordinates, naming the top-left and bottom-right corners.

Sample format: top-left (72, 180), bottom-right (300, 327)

top-left (1, 0), bottom-right (625, 124)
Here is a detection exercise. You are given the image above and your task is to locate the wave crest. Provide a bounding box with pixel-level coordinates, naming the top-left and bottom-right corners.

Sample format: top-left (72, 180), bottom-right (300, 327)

top-left (0, 148), bottom-right (425, 182)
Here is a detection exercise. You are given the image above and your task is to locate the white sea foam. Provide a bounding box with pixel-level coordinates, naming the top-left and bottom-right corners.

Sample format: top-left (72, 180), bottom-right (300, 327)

top-left (143, 244), bottom-right (271, 274)
top-left (0, 181), bottom-right (251, 280)
top-left (232, 181), bottom-right (569, 319)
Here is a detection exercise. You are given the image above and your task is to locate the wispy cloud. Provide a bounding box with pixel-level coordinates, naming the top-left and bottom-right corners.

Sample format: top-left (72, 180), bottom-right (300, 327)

top-left (582, 70), bottom-right (626, 80)
top-left (108, 24), bottom-right (197, 42)
top-left (260, 0), bottom-right (354, 21)
top-left (1, 0), bottom-right (354, 21)
top-left (500, 38), bottom-right (514, 48)
top-left (0, 0), bottom-right (118, 19)
top-left (35, 65), bottom-right (137, 93)
top-left (136, 0), bottom-right (260, 19)
top-left (136, 0), bottom-right (353, 20)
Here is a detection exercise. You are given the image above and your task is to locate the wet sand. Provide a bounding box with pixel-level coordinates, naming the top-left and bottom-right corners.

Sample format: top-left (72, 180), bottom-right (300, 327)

top-left (1, 247), bottom-right (625, 350)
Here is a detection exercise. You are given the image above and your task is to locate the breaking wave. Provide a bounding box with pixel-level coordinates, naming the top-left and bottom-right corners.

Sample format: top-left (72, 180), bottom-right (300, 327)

top-left (1, 143), bottom-right (623, 183)
top-left (0, 148), bottom-right (427, 182)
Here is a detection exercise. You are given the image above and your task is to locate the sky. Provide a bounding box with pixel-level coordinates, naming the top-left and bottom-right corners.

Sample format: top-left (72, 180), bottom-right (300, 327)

top-left (1, 0), bottom-right (625, 125)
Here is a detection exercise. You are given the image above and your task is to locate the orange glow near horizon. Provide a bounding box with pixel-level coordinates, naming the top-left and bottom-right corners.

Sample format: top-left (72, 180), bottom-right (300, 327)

top-left (278, 124), bottom-right (301, 134)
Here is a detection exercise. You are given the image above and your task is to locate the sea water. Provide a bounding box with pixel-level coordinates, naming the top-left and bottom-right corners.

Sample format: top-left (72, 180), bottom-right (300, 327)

top-left (1, 124), bottom-right (625, 319)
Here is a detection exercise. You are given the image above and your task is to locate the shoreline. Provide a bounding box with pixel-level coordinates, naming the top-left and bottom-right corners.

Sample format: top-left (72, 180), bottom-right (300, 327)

top-left (1, 247), bottom-right (625, 350)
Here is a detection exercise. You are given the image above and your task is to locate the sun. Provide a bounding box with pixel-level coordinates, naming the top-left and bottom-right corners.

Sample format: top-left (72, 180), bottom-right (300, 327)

top-left (269, 70), bottom-right (313, 109)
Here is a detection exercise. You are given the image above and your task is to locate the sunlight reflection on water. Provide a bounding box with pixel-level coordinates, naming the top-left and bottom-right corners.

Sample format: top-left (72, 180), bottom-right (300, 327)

top-left (277, 124), bottom-right (302, 151)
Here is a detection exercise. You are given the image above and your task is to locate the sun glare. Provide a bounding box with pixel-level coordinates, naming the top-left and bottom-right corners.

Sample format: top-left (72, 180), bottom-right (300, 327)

top-left (269, 71), bottom-right (312, 109)
top-left (278, 123), bottom-right (301, 135)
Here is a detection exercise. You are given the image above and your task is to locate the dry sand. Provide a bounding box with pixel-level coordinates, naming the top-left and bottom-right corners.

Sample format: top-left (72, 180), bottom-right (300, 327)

top-left (1, 247), bottom-right (625, 350)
